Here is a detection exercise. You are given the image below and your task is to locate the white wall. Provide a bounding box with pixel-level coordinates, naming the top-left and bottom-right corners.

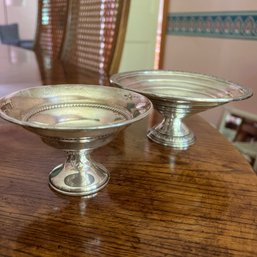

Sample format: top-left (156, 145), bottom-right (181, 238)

top-left (0, 0), bottom-right (5, 24)
top-left (119, 0), bottom-right (160, 72)
top-left (170, 0), bottom-right (257, 12)
top-left (0, 0), bottom-right (38, 40)
top-left (163, 0), bottom-right (257, 126)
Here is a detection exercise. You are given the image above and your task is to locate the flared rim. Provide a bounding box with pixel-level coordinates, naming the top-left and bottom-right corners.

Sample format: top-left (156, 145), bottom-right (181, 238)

top-left (110, 70), bottom-right (253, 103)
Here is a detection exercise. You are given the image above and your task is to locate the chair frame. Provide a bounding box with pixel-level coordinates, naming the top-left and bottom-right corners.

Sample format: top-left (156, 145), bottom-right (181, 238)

top-left (34, 0), bottom-right (43, 50)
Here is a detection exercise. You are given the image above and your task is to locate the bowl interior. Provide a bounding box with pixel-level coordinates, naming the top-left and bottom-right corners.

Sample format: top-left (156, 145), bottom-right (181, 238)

top-left (110, 70), bottom-right (253, 103)
top-left (0, 85), bottom-right (152, 130)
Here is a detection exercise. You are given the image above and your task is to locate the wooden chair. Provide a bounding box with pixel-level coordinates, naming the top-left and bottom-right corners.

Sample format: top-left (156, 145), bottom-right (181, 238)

top-left (60, 0), bottom-right (130, 76)
top-left (219, 107), bottom-right (257, 172)
top-left (34, 0), bottom-right (69, 59)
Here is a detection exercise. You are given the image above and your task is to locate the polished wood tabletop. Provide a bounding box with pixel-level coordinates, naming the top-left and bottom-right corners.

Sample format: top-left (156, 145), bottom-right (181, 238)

top-left (1, 45), bottom-right (257, 257)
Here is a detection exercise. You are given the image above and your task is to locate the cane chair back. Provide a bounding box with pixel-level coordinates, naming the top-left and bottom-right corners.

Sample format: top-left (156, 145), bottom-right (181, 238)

top-left (34, 0), bottom-right (68, 59)
top-left (61, 0), bottom-right (130, 76)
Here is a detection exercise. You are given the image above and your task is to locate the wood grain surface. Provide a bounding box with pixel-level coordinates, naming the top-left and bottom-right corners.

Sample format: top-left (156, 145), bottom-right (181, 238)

top-left (0, 45), bottom-right (257, 256)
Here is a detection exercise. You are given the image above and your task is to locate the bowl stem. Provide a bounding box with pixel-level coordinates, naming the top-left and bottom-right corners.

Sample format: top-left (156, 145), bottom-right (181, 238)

top-left (49, 150), bottom-right (109, 196)
top-left (147, 116), bottom-right (195, 149)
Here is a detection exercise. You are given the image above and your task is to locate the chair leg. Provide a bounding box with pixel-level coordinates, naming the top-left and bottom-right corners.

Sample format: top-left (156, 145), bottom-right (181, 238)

top-left (253, 156), bottom-right (257, 173)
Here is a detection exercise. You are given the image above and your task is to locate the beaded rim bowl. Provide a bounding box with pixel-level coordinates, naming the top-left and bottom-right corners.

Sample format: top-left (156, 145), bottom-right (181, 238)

top-left (0, 84), bottom-right (153, 196)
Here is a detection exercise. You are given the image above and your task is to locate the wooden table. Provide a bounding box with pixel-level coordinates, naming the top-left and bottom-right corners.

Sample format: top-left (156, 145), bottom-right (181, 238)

top-left (1, 45), bottom-right (257, 257)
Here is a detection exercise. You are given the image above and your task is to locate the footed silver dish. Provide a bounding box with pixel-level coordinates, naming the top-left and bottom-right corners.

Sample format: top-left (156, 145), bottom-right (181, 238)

top-left (110, 70), bottom-right (252, 149)
top-left (0, 85), bottom-right (152, 196)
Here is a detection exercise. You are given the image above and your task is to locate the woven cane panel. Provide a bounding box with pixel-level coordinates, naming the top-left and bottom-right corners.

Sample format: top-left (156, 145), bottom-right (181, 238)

top-left (61, 0), bottom-right (123, 75)
top-left (36, 0), bottom-right (68, 58)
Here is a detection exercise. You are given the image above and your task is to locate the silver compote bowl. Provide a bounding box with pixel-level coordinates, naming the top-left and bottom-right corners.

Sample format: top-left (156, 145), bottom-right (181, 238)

top-left (0, 85), bottom-right (152, 196)
top-left (110, 70), bottom-right (252, 149)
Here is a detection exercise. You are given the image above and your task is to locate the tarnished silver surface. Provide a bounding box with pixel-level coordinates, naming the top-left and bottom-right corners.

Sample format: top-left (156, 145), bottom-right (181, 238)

top-left (110, 70), bottom-right (253, 149)
top-left (0, 84), bottom-right (152, 196)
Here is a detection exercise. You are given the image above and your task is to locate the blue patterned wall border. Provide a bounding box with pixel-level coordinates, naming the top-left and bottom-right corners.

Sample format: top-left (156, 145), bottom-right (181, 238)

top-left (167, 11), bottom-right (257, 40)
